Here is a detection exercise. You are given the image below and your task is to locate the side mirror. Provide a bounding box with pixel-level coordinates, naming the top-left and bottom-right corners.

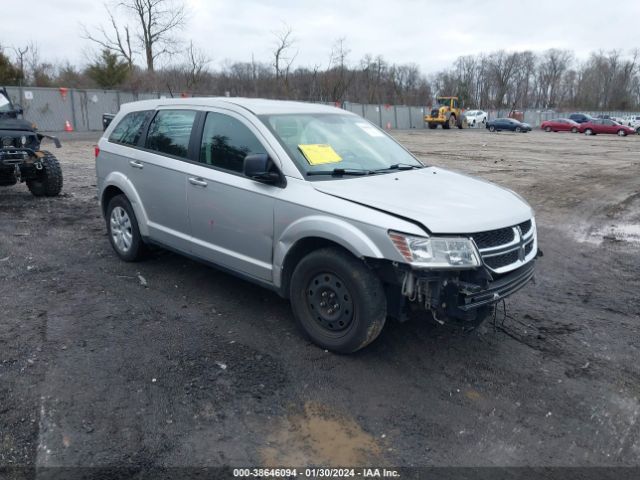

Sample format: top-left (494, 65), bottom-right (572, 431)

top-left (14, 104), bottom-right (23, 115)
top-left (243, 153), bottom-right (282, 185)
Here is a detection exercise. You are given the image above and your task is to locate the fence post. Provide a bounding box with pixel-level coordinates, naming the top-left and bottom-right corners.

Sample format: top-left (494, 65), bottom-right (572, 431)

top-left (408, 106), bottom-right (413, 129)
top-left (69, 89), bottom-right (78, 131)
top-left (393, 105), bottom-right (398, 129)
top-left (378, 105), bottom-right (382, 128)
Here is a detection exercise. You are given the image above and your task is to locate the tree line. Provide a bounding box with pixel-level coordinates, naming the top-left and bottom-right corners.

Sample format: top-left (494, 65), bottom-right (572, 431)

top-left (0, 0), bottom-right (639, 110)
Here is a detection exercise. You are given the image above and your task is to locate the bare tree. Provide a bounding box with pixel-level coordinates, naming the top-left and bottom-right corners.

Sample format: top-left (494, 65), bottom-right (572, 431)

top-left (183, 40), bottom-right (210, 90)
top-left (12, 45), bottom-right (29, 85)
top-left (324, 37), bottom-right (353, 102)
top-left (83, 0), bottom-right (186, 72)
top-left (81, 7), bottom-right (135, 69)
top-left (272, 24), bottom-right (297, 95)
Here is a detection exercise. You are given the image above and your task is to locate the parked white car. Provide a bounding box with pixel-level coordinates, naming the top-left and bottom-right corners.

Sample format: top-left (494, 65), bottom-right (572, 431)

top-left (622, 115), bottom-right (640, 130)
top-left (464, 110), bottom-right (488, 126)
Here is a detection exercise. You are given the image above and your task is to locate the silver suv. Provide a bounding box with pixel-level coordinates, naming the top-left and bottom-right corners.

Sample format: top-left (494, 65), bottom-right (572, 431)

top-left (96, 98), bottom-right (538, 353)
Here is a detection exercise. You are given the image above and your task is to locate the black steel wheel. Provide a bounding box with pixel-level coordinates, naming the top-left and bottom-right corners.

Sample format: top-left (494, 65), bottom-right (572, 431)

top-left (289, 247), bottom-right (386, 353)
top-left (306, 272), bottom-right (354, 333)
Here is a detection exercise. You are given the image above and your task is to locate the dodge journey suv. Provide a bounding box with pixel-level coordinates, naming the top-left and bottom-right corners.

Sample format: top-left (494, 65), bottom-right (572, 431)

top-left (96, 98), bottom-right (539, 353)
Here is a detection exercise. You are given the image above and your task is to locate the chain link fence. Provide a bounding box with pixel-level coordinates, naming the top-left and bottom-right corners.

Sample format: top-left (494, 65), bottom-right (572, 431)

top-left (4, 86), bottom-right (639, 132)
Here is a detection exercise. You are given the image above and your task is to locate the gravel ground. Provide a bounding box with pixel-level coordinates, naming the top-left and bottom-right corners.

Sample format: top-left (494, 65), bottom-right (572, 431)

top-left (1, 128), bottom-right (639, 473)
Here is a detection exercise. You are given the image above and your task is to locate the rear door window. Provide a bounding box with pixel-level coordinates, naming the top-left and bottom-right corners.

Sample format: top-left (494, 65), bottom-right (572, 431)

top-left (199, 112), bottom-right (266, 173)
top-left (145, 110), bottom-right (197, 158)
top-left (109, 111), bottom-right (153, 146)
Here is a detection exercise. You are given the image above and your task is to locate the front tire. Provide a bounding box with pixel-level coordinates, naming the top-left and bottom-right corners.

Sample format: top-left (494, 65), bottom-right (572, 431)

top-left (544, 126), bottom-right (551, 132)
top-left (489, 125), bottom-right (496, 132)
top-left (106, 195), bottom-right (146, 262)
top-left (571, 127), bottom-right (578, 133)
top-left (617, 129), bottom-right (626, 136)
top-left (289, 247), bottom-right (386, 353)
top-left (515, 126), bottom-right (522, 133)
top-left (26, 153), bottom-right (63, 197)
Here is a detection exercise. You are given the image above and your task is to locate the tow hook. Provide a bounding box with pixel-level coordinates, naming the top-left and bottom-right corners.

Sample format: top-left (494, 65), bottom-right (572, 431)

top-left (35, 161), bottom-right (43, 170)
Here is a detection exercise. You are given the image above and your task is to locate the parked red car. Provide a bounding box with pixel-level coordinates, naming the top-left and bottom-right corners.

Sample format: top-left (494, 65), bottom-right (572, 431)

top-left (540, 118), bottom-right (580, 133)
top-left (578, 119), bottom-right (636, 136)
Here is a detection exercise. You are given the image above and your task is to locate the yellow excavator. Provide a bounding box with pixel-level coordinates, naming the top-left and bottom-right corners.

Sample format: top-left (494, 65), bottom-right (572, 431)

top-left (424, 96), bottom-right (467, 129)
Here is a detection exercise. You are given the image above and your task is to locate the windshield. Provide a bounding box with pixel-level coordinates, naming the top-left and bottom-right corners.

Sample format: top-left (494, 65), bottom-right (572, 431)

top-left (437, 98), bottom-right (451, 107)
top-left (260, 113), bottom-right (424, 179)
top-left (0, 92), bottom-right (12, 113)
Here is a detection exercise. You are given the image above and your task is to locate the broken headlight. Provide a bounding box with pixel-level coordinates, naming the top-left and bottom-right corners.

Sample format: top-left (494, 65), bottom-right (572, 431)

top-left (389, 231), bottom-right (481, 268)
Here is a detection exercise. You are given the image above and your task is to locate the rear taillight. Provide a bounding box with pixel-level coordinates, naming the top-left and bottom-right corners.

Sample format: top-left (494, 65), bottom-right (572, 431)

top-left (94, 145), bottom-right (100, 159)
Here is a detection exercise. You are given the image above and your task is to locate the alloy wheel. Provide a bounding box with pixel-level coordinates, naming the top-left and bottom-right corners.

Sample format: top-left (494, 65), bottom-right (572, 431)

top-left (110, 206), bottom-right (133, 253)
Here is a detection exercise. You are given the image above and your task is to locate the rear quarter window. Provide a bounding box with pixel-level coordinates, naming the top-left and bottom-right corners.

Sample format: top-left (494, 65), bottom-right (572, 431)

top-left (109, 111), bottom-right (153, 146)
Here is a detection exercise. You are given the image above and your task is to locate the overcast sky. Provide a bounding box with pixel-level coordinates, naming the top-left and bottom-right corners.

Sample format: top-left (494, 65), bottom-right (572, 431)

top-left (2, 0), bottom-right (639, 74)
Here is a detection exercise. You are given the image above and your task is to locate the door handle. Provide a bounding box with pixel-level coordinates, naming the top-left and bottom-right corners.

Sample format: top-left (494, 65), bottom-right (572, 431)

top-left (188, 177), bottom-right (208, 187)
top-left (129, 160), bottom-right (144, 169)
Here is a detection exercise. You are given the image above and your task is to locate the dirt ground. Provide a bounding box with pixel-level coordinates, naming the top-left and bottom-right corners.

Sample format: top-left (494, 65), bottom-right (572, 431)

top-left (1, 128), bottom-right (639, 473)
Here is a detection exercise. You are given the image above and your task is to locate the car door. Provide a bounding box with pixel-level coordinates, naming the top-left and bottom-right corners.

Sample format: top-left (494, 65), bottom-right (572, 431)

top-left (134, 109), bottom-right (198, 251)
top-left (182, 110), bottom-right (282, 282)
top-left (603, 119), bottom-right (617, 134)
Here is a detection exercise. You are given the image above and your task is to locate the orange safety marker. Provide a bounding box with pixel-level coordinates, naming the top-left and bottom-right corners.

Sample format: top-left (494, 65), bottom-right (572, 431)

top-left (64, 120), bottom-right (74, 132)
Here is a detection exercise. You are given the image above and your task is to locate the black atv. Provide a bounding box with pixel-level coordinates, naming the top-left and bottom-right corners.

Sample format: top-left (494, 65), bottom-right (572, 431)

top-left (0, 87), bottom-right (63, 196)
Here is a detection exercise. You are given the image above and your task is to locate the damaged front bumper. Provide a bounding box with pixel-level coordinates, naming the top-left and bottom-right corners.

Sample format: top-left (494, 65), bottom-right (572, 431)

top-left (374, 257), bottom-right (539, 324)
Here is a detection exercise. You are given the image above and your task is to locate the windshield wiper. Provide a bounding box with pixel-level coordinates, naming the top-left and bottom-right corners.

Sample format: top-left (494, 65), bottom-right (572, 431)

top-left (307, 168), bottom-right (377, 177)
top-left (374, 163), bottom-right (423, 172)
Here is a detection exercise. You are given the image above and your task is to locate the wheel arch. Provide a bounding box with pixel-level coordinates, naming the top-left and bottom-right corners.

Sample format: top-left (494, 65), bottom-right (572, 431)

top-left (274, 217), bottom-right (385, 297)
top-left (100, 172), bottom-right (150, 237)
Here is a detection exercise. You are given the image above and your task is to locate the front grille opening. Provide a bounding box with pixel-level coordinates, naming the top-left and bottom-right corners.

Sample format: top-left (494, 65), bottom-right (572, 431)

top-left (471, 227), bottom-right (514, 249)
top-left (518, 220), bottom-right (532, 235)
top-left (484, 250), bottom-right (519, 269)
top-left (524, 240), bottom-right (534, 256)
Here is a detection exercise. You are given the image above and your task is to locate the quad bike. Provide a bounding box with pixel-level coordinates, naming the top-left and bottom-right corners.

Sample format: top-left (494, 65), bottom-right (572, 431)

top-left (0, 87), bottom-right (63, 196)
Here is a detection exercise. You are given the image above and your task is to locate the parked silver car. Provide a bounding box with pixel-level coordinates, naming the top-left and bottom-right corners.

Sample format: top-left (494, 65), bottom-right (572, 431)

top-left (96, 98), bottom-right (539, 352)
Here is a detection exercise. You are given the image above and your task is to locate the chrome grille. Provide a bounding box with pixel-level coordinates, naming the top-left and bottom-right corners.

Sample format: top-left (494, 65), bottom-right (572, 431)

top-left (470, 219), bottom-right (537, 274)
top-left (517, 220), bottom-right (532, 235)
top-left (471, 227), bottom-right (514, 249)
top-left (484, 250), bottom-right (519, 269)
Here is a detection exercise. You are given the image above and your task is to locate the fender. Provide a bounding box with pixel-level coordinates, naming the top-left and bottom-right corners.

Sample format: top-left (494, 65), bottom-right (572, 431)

top-left (273, 215), bottom-right (384, 288)
top-left (101, 171), bottom-right (150, 237)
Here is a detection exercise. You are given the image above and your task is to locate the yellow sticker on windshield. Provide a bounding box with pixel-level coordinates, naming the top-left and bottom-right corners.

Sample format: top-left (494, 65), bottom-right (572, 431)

top-left (298, 144), bottom-right (342, 165)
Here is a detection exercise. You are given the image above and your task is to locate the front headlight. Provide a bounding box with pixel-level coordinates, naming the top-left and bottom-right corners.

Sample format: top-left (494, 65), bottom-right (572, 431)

top-left (388, 231), bottom-right (481, 268)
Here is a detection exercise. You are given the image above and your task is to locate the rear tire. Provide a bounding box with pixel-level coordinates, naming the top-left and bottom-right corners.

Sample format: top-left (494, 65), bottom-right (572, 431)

top-left (585, 128), bottom-right (594, 135)
top-left (105, 195), bottom-right (146, 262)
top-left (26, 153), bottom-right (63, 197)
top-left (571, 127), bottom-right (578, 133)
top-left (289, 247), bottom-right (386, 353)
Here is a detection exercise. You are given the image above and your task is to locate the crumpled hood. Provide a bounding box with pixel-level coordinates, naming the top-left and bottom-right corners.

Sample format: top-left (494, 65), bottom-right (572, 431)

top-left (312, 167), bottom-right (533, 233)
